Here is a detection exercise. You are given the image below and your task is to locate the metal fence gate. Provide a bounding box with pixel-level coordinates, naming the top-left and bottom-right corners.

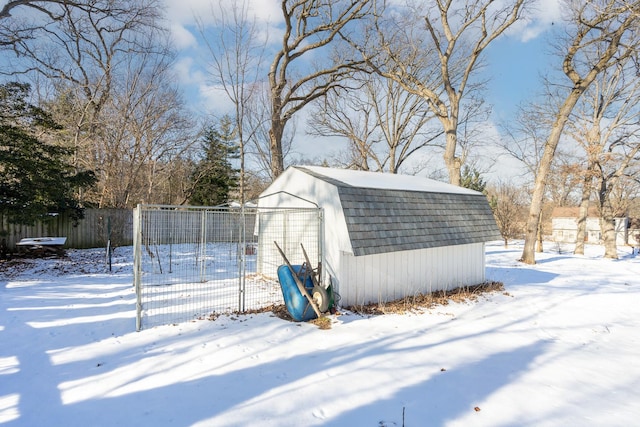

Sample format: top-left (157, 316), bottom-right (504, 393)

top-left (133, 204), bottom-right (323, 330)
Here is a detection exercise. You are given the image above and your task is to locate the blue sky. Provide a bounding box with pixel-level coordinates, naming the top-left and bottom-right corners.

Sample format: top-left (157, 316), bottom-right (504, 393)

top-left (484, 34), bottom-right (554, 120)
top-left (163, 0), bottom-right (563, 119)
top-left (1, 0), bottom-right (565, 178)
top-left (164, 2), bottom-right (565, 178)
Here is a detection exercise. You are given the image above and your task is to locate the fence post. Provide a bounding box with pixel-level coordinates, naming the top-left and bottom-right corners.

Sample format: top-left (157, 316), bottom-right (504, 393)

top-left (239, 207), bottom-right (246, 312)
top-left (199, 209), bottom-right (207, 282)
top-left (133, 205), bottom-right (143, 332)
top-left (318, 208), bottom-right (325, 286)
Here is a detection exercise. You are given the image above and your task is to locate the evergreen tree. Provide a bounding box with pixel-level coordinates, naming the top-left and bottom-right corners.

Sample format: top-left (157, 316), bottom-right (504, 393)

top-left (0, 82), bottom-right (96, 225)
top-left (188, 117), bottom-right (239, 206)
top-left (460, 165), bottom-right (487, 193)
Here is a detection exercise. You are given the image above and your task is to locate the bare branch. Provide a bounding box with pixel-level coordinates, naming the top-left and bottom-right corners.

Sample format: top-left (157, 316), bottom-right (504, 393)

top-left (266, 0), bottom-right (374, 177)
top-left (350, 0), bottom-right (527, 185)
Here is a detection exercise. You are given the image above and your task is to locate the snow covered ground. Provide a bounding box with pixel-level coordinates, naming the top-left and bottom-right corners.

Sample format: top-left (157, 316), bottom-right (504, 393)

top-left (1, 241), bottom-right (639, 426)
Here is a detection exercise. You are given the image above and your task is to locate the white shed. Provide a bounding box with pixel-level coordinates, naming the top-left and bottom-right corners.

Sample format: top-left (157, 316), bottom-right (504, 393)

top-left (258, 166), bottom-right (501, 307)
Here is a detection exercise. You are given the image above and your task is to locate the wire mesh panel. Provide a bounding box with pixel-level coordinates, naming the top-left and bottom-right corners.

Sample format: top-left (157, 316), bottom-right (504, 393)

top-left (256, 209), bottom-right (323, 279)
top-left (133, 204), bottom-right (322, 330)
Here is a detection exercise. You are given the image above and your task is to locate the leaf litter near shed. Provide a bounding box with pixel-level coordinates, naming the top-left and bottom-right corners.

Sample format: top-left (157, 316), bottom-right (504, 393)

top-left (204, 281), bottom-right (505, 328)
top-left (345, 281), bottom-right (505, 316)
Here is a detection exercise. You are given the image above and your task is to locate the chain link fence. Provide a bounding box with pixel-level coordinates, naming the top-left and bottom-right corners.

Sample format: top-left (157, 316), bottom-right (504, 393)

top-left (133, 204), bottom-right (322, 330)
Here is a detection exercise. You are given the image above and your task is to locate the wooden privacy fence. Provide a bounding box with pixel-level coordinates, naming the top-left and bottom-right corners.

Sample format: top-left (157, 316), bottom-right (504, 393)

top-left (1, 208), bottom-right (133, 250)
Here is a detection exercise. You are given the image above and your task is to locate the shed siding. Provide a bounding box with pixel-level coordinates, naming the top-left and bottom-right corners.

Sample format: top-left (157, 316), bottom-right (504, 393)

top-left (337, 242), bottom-right (486, 306)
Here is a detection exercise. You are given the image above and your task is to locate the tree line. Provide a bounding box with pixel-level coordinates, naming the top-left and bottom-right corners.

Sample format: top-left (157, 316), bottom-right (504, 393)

top-left (1, 0), bottom-right (639, 263)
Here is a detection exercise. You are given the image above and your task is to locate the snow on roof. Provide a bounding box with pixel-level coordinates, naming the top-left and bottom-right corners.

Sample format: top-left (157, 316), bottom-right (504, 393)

top-left (296, 165), bottom-right (479, 195)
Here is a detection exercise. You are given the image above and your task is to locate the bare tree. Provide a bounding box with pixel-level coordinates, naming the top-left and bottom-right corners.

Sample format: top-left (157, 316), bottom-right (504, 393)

top-left (3, 0), bottom-right (199, 208)
top-left (500, 103), bottom-right (552, 181)
top-left (1, 0), bottom-right (165, 174)
top-left (1, 0), bottom-right (162, 113)
top-left (0, 0), bottom-right (136, 49)
top-left (568, 54), bottom-right (640, 255)
top-left (500, 103), bottom-right (555, 252)
top-left (0, 1), bottom-right (115, 21)
top-left (267, 0), bottom-right (373, 178)
top-left (308, 83), bottom-right (379, 171)
top-left (87, 51), bottom-right (197, 208)
top-left (520, 0), bottom-right (640, 264)
top-left (607, 175), bottom-right (640, 222)
top-left (309, 71), bottom-right (442, 173)
top-left (593, 88), bottom-right (640, 258)
top-left (244, 82), bottom-right (295, 179)
top-left (199, 0), bottom-right (268, 204)
top-left (351, 0), bottom-right (526, 185)
top-left (547, 155), bottom-right (584, 207)
top-left (487, 181), bottom-right (528, 247)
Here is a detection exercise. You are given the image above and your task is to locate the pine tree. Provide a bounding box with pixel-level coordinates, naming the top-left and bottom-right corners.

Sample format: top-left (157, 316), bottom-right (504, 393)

top-left (0, 82), bottom-right (96, 225)
top-left (460, 165), bottom-right (487, 193)
top-left (188, 117), bottom-right (239, 206)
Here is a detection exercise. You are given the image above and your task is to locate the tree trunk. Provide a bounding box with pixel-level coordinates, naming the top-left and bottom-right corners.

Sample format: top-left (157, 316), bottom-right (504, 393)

top-left (574, 200), bottom-right (589, 255)
top-left (600, 215), bottom-right (618, 259)
top-left (269, 120), bottom-right (285, 179)
top-left (536, 210), bottom-right (544, 253)
top-left (574, 165), bottom-right (593, 255)
top-left (521, 138), bottom-right (559, 263)
top-left (389, 145), bottom-right (397, 174)
top-left (443, 122), bottom-right (461, 186)
top-left (521, 90), bottom-right (586, 264)
top-left (597, 176), bottom-right (619, 259)
top-left (238, 131), bottom-right (245, 206)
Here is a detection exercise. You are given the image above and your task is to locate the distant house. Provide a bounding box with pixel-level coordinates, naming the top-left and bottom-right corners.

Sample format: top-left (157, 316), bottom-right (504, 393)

top-left (629, 218), bottom-right (640, 247)
top-left (551, 207), bottom-right (633, 246)
top-left (258, 166), bottom-right (501, 307)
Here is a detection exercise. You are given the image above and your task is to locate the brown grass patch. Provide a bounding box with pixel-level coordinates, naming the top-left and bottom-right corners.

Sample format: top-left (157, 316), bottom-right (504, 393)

top-left (309, 316), bottom-right (332, 330)
top-left (270, 305), bottom-right (333, 329)
top-left (345, 281), bottom-right (505, 315)
top-left (270, 304), bottom-right (294, 321)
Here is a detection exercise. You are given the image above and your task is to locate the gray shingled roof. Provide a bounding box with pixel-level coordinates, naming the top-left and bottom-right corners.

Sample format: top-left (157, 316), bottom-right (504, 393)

top-left (297, 167), bottom-right (502, 256)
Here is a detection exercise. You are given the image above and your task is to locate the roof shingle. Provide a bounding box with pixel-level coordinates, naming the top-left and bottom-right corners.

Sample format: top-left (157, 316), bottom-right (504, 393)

top-left (297, 167), bottom-right (502, 256)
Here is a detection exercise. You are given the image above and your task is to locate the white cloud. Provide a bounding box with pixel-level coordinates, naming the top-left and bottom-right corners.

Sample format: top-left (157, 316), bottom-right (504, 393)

top-left (198, 83), bottom-right (236, 115)
top-left (173, 57), bottom-right (202, 86)
top-left (163, 0), bottom-right (282, 27)
top-left (507, 0), bottom-right (563, 42)
top-left (163, 0), bottom-right (283, 59)
top-left (245, 0), bottom-right (281, 24)
top-left (172, 56), bottom-right (238, 115)
top-left (163, 0), bottom-right (216, 26)
top-left (170, 24), bottom-right (197, 49)
top-left (532, 0), bottom-right (563, 23)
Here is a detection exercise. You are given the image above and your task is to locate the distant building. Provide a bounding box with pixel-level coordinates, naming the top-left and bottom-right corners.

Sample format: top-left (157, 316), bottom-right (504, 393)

top-left (629, 218), bottom-right (640, 247)
top-left (551, 207), bottom-right (638, 246)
